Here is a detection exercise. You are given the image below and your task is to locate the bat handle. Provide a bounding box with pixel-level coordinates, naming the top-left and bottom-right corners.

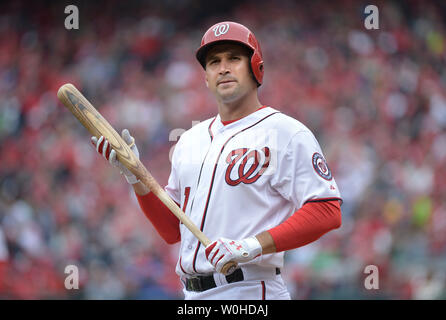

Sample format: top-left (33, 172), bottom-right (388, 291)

top-left (221, 261), bottom-right (238, 275)
top-left (202, 238), bottom-right (238, 275)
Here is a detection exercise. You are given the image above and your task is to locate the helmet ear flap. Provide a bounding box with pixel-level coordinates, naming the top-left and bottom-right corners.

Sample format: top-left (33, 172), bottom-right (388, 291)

top-left (250, 51), bottom-right (264, 86)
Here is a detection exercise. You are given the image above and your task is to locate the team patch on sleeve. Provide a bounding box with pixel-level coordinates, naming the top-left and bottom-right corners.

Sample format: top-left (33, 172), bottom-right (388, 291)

top-left (312, 152), bottom-right (332, 180)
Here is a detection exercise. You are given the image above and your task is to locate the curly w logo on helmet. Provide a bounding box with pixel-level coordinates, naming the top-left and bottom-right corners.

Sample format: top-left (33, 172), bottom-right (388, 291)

top-left (212, 23), bottom-right (230, 37)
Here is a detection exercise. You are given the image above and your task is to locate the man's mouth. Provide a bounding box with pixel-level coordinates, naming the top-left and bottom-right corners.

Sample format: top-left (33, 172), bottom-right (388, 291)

top-left (218, 79), bottom-right (236, 85)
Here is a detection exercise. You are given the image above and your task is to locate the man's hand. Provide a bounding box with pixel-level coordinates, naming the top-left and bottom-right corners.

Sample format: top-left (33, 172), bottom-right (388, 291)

top-left (91, 129), bottom-right (140, 184)
top-left (205, 237), bottom-right (262, 273)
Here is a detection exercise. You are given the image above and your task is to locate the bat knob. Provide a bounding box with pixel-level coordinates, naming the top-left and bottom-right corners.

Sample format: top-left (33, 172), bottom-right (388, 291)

top-left (221, 262), bottom-right (238, 275)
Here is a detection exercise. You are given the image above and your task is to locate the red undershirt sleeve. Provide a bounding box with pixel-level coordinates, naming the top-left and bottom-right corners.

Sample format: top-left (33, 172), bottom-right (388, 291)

top-left (135, 192), bottom-right (181, 245)
top-left (267, 200), bottom-right (342, 252)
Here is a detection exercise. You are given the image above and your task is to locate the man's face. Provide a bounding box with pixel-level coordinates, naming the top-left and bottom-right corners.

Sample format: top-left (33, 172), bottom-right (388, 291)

top-left (204, 42), bottom-right (256, 104)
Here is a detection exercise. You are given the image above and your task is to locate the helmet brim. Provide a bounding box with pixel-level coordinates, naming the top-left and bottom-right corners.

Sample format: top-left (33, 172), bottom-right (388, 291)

top-left (196, 40), bottom-right (255, 69)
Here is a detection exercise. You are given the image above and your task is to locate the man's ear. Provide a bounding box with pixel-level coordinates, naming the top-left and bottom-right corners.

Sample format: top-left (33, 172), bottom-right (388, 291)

top-left (205, 75), bottom-right (209, 88)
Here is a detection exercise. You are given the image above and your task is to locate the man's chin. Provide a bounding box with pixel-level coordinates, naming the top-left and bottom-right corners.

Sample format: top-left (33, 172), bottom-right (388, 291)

top-left (217, 87), bottom-right (240, 102)
top-left (219, 94), bottom-right (240, 104)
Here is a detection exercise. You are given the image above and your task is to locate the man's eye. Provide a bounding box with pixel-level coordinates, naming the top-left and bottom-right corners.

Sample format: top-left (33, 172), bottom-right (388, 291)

top-left (231, 56), bottom-right (240, 60)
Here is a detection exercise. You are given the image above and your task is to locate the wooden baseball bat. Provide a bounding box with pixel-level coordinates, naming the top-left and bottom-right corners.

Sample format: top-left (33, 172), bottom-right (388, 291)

top-left (57, 83), bottom-right (237, 276)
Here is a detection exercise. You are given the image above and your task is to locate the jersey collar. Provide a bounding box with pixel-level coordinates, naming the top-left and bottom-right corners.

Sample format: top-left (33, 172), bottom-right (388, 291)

top-left (220, 105), bottom-right (268, 126)
top-left (210, 106), bottom-right (277, 136)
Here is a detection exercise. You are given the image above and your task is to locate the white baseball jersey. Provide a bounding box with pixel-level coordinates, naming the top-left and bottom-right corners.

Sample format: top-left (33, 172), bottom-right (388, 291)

top-left (165, 106), bottom-right (341, 278)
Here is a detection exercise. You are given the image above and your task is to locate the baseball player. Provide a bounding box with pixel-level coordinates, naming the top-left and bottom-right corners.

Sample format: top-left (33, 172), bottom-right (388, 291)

top-left (91, 22), bottom-right (342, 300)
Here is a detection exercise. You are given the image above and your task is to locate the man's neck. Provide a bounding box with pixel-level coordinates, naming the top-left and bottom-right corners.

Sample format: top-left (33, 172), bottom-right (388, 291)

top-left (217, 93), bottom-right (262, 122)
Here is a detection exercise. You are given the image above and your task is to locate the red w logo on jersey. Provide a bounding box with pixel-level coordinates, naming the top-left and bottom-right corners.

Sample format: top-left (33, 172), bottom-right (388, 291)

top-left (225, 147), bottom-right (271, 186)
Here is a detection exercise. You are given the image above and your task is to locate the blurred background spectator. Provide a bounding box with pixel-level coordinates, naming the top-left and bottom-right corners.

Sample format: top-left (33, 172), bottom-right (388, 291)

top-left (0, 0), bottom-right (445, 299)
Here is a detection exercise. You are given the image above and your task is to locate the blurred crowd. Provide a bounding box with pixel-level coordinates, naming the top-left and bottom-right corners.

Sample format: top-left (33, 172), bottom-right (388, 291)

top-left (0, 0), bottom-right (445, 299)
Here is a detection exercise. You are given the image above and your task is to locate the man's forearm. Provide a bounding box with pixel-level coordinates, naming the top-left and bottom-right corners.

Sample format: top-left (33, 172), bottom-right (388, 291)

top-left (135, 190), bottom-right (181, 244)
top-left (264, 200), bottom-right (341, 253)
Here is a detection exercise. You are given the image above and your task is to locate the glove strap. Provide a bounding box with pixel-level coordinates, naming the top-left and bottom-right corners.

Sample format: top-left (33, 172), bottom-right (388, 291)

top-left (124, 174), bottom-right (140, 185)
top-left (245, 237), bottom-right (263, 256)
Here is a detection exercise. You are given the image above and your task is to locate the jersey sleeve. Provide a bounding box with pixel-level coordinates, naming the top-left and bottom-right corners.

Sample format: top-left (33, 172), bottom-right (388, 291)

top-left (270, 130), bottom-right (342, 209)
top-left (268, 200), bottom-right (341, 252)
top-left (164, 137), bottom-right (182, 204)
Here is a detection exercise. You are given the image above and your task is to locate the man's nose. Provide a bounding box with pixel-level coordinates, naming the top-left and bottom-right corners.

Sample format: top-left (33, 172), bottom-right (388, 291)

top-left (218, 59), bottom-right (230, 74)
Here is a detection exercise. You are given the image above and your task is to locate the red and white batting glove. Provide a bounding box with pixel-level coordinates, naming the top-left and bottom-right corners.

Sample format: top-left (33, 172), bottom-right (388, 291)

top-left (91, 129), bottom-right (140, 185)
top-left (205, 237), bottom-right (262, 273)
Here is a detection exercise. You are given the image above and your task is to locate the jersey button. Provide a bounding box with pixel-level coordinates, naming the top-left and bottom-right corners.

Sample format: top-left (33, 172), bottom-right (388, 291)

top-left (188, 245), bottom-right (193, 250)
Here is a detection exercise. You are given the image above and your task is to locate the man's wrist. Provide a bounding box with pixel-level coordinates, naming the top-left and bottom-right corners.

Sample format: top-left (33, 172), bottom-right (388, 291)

top-left (255, 231), bottom-right (276, 254)
top-left (132, 181), bottom-right (150, 196)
